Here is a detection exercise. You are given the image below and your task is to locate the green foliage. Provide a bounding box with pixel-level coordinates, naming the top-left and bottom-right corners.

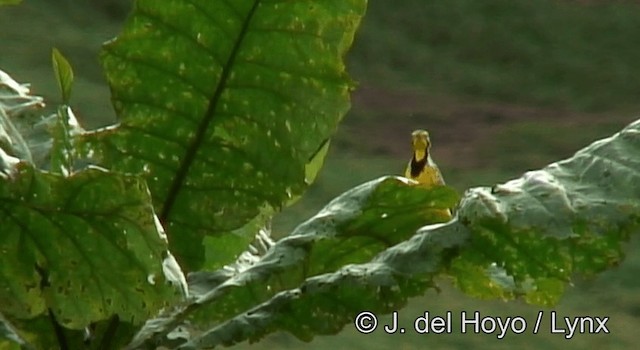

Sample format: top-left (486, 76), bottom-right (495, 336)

top-left (1, 70), bottom-right (183, 348)
top-left (1, 0), bottom-right (639, 349)
top-left (123, 120), bottom-right (640, 348)
top-left (48, 106), bottom-right (79, 176)
top-left (51, 48), bottom-right (74, 105)
top-left (454, 121), bottom-right (640, 304)
top-left (80, 0), bottom-right (366, 271)
top-left (0, 164), bottom-right (179, 328)
top-left (126, 177), bottom-right (458, 348)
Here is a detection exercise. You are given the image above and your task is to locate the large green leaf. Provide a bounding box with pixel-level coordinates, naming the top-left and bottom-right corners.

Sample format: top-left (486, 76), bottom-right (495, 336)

top-left (133, 119), bottom-right (638, 348)
top-left (82, 0), bottom-right (367, 270)
top-left (452, 118), bottom-right (640, 305)
top-left (180, 222), bottom-right (467, 349)
top-left (125, 177), bottom-right (457, 348)
top-left (0, 163), bottom-right (180, 330)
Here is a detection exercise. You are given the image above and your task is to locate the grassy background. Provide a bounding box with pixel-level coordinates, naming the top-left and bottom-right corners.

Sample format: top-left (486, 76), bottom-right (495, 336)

top-left (1, 0), bottom-right (639, 349)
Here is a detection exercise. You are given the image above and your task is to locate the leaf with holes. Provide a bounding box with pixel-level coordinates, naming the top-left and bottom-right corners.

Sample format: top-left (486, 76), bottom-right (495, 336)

top-left (125, 177), bottom-right (458, 348)
top-left (80, 0), bottom-right (367, 270)
top-left (452, 118), bottom-right (640, 305)
top-left (0, 163), bottom-right (179, 330)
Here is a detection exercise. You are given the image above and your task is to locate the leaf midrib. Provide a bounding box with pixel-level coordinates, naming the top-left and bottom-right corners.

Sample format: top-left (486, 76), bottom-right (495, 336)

top-left (160, 0), bottom-right (262, 223)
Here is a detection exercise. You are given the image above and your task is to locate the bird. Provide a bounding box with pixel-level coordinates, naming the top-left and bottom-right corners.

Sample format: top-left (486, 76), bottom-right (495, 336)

top-left (404, 129), bottom-right (445, 187)
top-left (404, 129), bottom-right (452, 219)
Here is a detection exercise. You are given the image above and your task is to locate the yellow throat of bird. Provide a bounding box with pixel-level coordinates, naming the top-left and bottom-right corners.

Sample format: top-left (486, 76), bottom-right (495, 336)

top-left (411, 130), bottom-right (431, 161)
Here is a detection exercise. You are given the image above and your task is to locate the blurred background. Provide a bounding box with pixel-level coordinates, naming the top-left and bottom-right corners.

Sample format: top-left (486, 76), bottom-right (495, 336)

top-left (1, 0), bottom-right (639, 349)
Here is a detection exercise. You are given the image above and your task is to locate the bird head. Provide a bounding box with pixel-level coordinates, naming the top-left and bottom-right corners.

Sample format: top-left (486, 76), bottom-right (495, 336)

top-left (411, 129), bottom-right (431, 153)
